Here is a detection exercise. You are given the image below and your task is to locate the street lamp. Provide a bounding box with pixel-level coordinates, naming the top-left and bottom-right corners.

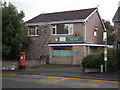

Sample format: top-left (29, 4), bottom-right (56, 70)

top-left (103, 31), bottom-right (107, 72)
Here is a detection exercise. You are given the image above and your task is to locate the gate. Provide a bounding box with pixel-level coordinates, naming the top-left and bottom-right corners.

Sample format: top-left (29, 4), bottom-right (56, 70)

top-left (117, 40), bottom-right (120, 71)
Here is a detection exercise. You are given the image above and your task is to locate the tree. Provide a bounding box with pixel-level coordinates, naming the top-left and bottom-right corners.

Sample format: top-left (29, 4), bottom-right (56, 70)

top-left (103, 20), bottom-right (115, 45)
top-left (2, 2), bottom-right (30, 60)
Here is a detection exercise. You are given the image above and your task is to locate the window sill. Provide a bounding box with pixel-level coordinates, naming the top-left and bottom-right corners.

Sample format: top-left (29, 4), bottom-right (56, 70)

top-left (52, 56), bottom-right (73, 57)
top-left (28, 35), bottom-right (39, 37)
top-left (52, 34), bottom-right (73, 35)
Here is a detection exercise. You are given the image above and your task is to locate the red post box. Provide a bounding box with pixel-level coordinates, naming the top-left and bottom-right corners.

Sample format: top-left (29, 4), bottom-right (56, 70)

top-left (19, 52), bottom-right (26, 69)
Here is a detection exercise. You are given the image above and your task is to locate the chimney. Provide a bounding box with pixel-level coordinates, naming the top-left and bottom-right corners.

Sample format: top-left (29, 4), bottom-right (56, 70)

top-left (118, 1), bottom-right (120, 7)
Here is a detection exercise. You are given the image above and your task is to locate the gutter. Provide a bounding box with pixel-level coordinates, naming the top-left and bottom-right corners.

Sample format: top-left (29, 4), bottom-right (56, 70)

top-left (25, 19), bottom-right (85, 26)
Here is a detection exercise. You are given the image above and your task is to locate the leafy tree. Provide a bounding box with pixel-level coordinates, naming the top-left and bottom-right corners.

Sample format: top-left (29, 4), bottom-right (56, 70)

top-left (103, 20), bottom-right (115, 45)
top-left (2, 2), bottom-right (30, 60)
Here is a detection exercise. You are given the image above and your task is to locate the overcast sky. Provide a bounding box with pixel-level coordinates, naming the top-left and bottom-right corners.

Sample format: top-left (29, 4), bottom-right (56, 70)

top-left (5, 0), bottom-right (120, 23)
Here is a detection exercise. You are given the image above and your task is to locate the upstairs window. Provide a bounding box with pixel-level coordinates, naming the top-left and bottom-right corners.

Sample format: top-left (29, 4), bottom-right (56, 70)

top-left (94, 27), bottom-right (98, 37)
top-left (28, 26), bottom-right (38, 36)
top-left (52, 24), bottom-right (73, 35)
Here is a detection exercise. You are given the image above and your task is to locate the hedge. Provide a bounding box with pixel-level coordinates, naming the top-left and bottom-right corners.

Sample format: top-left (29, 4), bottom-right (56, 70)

top-left (82, 48), bottom-right (117, 72)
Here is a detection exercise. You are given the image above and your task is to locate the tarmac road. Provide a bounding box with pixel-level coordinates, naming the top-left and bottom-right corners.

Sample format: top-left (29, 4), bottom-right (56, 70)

top-left (2, 74), bottom-right (119, 88)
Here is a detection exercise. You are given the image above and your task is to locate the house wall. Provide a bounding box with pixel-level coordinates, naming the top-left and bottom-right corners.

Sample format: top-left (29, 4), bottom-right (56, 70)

top-left (72, 45), bottom-right (85, 65)
top-left (74, 23), bottom-right (85, 39)
top-left (114, 21), bottom-right (120, 41)
top-left (49, 23), bottom-right (85, 43)
top-left (86, 11), bottom-right (104, 44)
top-left (26, 25), bottom-right (51, 63)
top-left (50, 57), bottom-right (73, 65)
top-left (72, 45), bottom-right (103, 65)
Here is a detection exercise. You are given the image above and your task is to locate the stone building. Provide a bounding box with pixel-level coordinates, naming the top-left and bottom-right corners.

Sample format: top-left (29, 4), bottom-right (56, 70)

top-left (113, 6), bottom-right (120, 42)
top-left (113, 2), bottom-right (120, 71)
top-left (25, 7), bottom-right (106, 65)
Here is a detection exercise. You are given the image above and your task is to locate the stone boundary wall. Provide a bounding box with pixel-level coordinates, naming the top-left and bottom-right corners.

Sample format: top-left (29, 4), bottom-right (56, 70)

top-left (1, 60), bottom-right (45, 70)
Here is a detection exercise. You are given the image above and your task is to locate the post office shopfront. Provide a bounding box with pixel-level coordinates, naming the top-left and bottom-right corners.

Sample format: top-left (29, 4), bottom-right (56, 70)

top-left (48, 44), bottom-right (104, 65)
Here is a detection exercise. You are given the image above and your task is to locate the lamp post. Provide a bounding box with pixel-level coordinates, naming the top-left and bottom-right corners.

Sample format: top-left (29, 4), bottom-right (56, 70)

top-left (103, 31), bottom-right (107, 72)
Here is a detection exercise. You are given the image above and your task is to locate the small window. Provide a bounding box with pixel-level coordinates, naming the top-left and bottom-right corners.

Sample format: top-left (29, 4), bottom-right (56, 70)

top-left (94, 27), bottom-right (98, 37)
top-left (28, 26), bottom-right (39, 36)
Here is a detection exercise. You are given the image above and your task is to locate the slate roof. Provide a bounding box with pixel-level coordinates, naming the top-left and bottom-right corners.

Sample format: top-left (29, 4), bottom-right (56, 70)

top-left (26, 8), bottom-right (97, 23)
top-left (113, 7), bottom-right (120, 21)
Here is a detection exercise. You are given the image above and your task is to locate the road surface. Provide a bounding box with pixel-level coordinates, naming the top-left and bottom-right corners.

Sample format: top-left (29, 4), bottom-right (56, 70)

top-left (2, 74), bottom-right (119, 88)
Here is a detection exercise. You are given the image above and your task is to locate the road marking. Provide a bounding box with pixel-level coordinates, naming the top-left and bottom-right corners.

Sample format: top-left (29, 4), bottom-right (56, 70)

top-left (31, 74), bottom-right (120, 83)
top-left (0, 74), bottom-right (16, 75)
top-left (79, 84), bottom-right (99, 87)
top-left (2, 74), bottom-right (120, 84)
top-left (72, 81), bottom-right (100, 87)
top-left (40, 77), bottom-right (66, 84)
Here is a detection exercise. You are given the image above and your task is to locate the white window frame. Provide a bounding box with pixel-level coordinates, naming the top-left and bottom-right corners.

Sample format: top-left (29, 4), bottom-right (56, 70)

top-left (94, 27), bottom-right (98, 37)
top-left (28, 26), bottom-right (39, 36)
top-left (51, 25), bottom-right (57, 35)
top-left (51, 24), bottom-right (73, 35)
top-left (66, 24), bottom-right (73, 35)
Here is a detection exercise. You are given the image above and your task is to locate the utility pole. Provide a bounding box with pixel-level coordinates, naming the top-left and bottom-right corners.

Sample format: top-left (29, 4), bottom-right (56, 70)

top-left (103, 31), bottom-right (107, 72)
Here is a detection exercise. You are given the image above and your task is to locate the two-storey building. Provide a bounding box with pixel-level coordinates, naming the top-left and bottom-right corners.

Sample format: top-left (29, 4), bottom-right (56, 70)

top-left (113, 6), bottom-right (120, 42)
top-left (25, 7), bottom-right (105, 65)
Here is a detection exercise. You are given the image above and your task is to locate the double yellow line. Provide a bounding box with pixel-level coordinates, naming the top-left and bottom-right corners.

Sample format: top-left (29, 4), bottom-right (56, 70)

top-left (0, 74), bottom-right (16, 75)
top-left (32, 74), bottom-right (120, 83)
top-left (1, 73), bottom-right (120, 83)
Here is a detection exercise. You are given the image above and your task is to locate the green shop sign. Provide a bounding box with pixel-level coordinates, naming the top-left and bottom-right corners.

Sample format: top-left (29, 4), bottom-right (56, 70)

top-left (66, 37), bottom-right (84, 41)
top-left (58, 37), bottom-right (84, 41)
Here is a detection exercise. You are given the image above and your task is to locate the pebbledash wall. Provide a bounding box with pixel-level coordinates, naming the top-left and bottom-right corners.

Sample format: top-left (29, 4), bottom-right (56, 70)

top-left (26, 25), bottom-right (51, 64)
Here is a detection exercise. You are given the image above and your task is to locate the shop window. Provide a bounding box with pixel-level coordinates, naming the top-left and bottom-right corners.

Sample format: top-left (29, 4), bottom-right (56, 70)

top-left (52, 46), bottom-right (72, 57)
top-left (28, 26), bottom-right (38, 36)
top-left (52, 24), bottom-right (73, 35)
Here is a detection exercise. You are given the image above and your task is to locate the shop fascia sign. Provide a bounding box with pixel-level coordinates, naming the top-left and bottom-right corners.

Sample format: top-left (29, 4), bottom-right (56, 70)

top-left (58, 37), bottom-right (84, 41)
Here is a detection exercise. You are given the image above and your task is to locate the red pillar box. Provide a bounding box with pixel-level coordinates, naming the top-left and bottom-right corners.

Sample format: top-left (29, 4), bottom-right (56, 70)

top-left (19, 52), bottom-right (26, 69)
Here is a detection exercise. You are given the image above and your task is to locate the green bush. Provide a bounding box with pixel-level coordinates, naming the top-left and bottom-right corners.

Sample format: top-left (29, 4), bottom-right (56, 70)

top-left (82, 48), bottom-right (117, 72)
top-left (107, 49), bottom-right (117, 72)
top-left (82, 53), bottom-right (104, 70)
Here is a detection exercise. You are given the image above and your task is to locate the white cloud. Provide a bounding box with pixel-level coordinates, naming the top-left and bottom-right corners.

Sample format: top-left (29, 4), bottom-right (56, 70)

top-left (5, 0), bottom-right (120, 23)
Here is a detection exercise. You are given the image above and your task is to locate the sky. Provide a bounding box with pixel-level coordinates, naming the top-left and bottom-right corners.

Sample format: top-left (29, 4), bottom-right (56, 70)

top-left (5, 0), bottom-right (120, 24)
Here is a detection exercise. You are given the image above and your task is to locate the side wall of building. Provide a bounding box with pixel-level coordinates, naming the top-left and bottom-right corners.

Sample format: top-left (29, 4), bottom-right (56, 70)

top-left (114, 21), bottom-right (120, 41)
top-left (26, 25), bottom-right (51, 64)
top-left (86, 11), bottom-right (104, 44)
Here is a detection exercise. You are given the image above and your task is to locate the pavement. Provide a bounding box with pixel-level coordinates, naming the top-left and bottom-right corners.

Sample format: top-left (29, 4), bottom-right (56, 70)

top-left (2, 64), bottom-right (120, 82)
